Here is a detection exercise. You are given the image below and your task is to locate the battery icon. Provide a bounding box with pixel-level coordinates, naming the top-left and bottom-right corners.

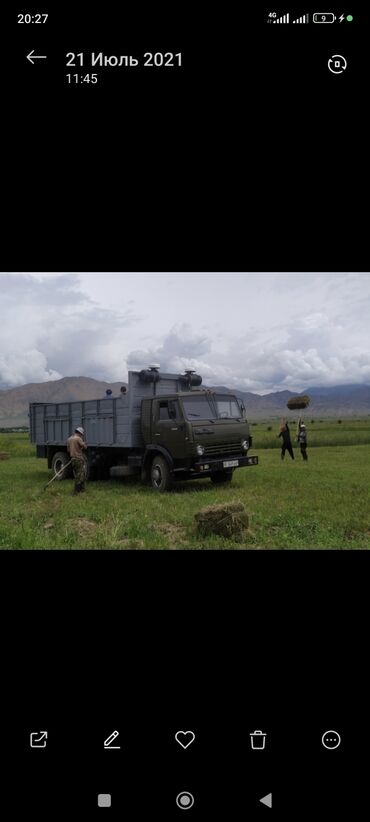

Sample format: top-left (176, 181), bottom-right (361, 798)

top-left (313, 13), bottom-right (336, 23)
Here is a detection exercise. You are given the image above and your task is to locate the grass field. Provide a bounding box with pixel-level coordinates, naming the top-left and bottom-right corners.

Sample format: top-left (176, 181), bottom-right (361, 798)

top-left (0, 426), bottom-right (369, 550)
top-left (250, 418), bottom-right (370, 449)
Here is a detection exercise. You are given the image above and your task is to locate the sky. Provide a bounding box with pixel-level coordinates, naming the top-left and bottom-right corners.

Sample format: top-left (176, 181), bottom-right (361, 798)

top-left (1, 272), bottom-right (369, 394)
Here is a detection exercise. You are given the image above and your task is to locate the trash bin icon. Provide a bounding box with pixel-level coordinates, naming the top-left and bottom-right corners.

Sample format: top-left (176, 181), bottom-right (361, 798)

top-left (250, 730), bottom-right (266, 750)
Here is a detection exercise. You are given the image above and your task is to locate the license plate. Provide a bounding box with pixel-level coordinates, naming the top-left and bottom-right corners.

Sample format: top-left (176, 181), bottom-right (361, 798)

top-left (223, 459), bottom-right (239, 468)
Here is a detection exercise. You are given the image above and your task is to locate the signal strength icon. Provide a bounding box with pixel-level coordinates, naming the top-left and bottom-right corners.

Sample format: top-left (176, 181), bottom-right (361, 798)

top-left (292, 13), bottom-right (310, 23)
top-left (273, 13), bottom-right (290, 23)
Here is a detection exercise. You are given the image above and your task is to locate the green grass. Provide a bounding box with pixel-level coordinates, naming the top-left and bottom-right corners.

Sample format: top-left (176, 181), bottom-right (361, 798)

top-left (251, 418), bottom-right (370, 449)
top-left (0, 432), bottom-right (370, 550)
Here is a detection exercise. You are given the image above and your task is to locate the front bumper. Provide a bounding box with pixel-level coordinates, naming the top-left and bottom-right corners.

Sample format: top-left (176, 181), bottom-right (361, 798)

top-left (193, 454), bottom-right (258, 473)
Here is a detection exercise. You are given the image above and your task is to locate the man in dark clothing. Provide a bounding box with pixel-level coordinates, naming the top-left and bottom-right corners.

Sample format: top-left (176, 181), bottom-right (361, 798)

top-left (278, 421), bottom-right (295, 460)
top-left (297, 421), bottom-right (308, 461)
top-left (66, 427), bottom-right (88, 494)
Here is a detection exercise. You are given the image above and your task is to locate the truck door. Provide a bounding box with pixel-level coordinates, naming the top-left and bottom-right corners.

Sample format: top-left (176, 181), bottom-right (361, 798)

top-left (152, 399), bottom-right (185, 461)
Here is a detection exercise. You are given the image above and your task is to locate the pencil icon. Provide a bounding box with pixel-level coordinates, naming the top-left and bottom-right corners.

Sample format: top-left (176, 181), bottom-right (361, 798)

top-left (104, 730), bottom-right (121, 749)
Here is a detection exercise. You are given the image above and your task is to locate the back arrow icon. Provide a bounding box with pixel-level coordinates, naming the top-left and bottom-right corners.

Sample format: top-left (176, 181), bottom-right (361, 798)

top-left (27, 50), bottom-right (47, 64)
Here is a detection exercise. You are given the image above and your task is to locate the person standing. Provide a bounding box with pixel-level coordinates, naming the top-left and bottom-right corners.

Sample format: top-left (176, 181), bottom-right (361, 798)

top-left (297, 420), bottom-right (308, 461)
top-left (278, 420), bottom-right (295, 460)
top-left (66, 427), bottom-right (88, 494)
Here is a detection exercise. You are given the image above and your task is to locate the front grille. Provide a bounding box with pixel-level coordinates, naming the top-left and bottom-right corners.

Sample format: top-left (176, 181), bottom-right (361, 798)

top-left (204, 442), bottom-right (242, 457)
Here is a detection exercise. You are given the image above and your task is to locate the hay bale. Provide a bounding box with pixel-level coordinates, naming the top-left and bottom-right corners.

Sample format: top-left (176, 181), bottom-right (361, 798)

top-left (287, 394), bottom-right (310, 411)
top-left (195, 502), bottom-right (249, 538)
top-left (0, 452), bottom-right (10, 460)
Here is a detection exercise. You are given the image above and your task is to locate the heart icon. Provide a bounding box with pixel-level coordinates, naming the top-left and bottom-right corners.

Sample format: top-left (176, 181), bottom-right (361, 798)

top-left (175, 730), bottom-right (195, 749)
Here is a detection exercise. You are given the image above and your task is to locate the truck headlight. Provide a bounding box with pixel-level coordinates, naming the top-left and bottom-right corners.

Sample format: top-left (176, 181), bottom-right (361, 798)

top-left (196, 444), bottom-right (205, 456)
top-left (241, 439), bottom-right (249, 451)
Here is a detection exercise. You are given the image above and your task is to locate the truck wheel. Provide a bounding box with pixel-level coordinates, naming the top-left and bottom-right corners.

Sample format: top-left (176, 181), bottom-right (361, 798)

top-left (210, 470), bottom-right (233, 484)
top-left (51, 451), bottom-right (71, 480)
top-left (150, 455), bottom-right (172, 492)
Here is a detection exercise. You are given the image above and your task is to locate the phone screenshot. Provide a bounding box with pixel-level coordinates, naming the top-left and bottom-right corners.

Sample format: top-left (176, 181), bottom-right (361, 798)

top-left (1, 5), bottom-right (369, 817)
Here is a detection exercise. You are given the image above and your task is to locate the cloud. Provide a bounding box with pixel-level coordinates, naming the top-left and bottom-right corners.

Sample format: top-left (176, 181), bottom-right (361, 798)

top-left (0, 273), bottom-right (142, 388)
top-left (1, 272), bottom-right (369, 393)
top-left (127, 323), bottom-right (212, 374)
top-left (211, 326), bottom-right (370, 393)
top-left (1, 273), bottom-right (90, 307)
top-left (0, 350), bottom-right (61, 388)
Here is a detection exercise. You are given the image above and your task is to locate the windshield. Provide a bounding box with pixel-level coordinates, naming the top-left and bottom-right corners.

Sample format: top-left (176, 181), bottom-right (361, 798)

top-left (214, 395), bottom-right (243, 419)
top-left (182, 396), bottom-right (217, 419)
top-left (182, 394), bottom-right (243, 420)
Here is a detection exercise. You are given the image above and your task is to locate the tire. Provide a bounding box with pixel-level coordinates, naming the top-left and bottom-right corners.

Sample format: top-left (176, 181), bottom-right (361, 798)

top-left (51, 451), bottom-right (72, 480)
top-left (150, 454), bottom-right (172, 492)
top-left (210, 470), bottom-right (233, 484)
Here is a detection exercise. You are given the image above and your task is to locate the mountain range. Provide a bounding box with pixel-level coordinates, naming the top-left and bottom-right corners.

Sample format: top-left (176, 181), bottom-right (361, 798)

top-left (0, 377), bottom-right (369, 427)
top-left (208, 383), bottom-right (370, 419)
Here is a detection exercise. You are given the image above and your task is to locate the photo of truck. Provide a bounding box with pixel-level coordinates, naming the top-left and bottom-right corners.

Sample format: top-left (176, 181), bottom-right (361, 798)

top-left (29, 367), bottom-right (258, 491)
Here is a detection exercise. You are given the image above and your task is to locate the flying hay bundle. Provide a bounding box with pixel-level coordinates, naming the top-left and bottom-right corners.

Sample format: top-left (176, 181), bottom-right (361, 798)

top-left (286, 394), bottom-right (310, 411)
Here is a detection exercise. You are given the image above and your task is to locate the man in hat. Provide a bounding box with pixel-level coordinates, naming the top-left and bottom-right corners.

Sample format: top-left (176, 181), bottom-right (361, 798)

top-left (66, 427), bottom-right (88, 494)
top-left (297, 420), bottom-right (308, 461)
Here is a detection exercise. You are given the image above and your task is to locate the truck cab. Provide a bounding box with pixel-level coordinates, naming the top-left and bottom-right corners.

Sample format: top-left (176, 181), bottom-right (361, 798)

top-left (141, 388), bottom-right (258, 491)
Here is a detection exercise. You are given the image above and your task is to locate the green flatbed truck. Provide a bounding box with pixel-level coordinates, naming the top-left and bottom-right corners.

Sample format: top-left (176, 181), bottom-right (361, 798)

top-left (30, 367), bottom-right (258, 491)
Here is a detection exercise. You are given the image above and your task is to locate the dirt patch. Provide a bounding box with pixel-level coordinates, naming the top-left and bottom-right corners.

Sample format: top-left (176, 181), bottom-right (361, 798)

top-left (114, 539), bottom-right (146, 549)
top-left (47, 495), bottom-right (62, 510)
top-left (153, 522), bottom-right (188, 545)
top-left (0, 452), bottom-right (10, 460)
top-left (66, 518), bottom-right (98, 537)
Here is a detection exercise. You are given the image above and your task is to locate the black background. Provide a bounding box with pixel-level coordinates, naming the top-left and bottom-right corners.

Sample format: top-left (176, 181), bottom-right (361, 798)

top-left (2, 3), bottom-right (368, 270)
top-left (2, 712), bottom-right (367, 816)
top-left (1, 3), bottom-right (369, 817)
